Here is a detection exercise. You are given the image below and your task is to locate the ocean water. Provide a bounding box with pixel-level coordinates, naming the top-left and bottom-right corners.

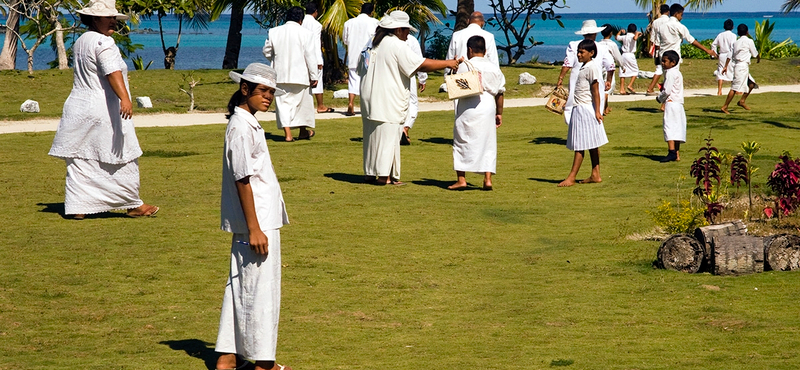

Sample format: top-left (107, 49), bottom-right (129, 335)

top-left (1, 11), bottom-right (798, 71)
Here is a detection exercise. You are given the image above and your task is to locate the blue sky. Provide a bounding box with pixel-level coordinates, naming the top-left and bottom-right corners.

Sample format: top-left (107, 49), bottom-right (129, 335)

top-left (441, 0), bottom-right (789, 14)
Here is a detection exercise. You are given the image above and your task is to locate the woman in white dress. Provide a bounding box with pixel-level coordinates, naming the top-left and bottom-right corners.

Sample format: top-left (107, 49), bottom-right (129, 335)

top-left (359, 11), bottom-right (459, 185)
top-left (616, 23), bottom-right (642, 94)
top-left (721, 23), bottom-right (758, 114)
top-left (448, 36), bottom-right (505, 191)
top-left (558, 39), bottom-right (608, 188)
top-left (711, 19), bottom-right (736, 95)
top-left (48, 0), bottom-right (158, 219)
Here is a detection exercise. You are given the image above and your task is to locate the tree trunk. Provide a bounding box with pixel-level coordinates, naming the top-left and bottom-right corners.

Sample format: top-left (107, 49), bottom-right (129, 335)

top-left (454, 0), bottom-right (473, 32)
top-left (711, 235), bottom-right (765, 275)
top-left (222, 2), bottom-right (244, 69)
top-left (763, 234), bottom-right (800, 271)
top-left (657, 234), bottom-right (704, 273)
top-left (0, 3), bottom-right (21, 70)
top-left (321, 32), bottom-right (343, 85)
top-left (694, 220), bottom-right (747, 270)
top-left (54, 20), bottom-right (69, 69)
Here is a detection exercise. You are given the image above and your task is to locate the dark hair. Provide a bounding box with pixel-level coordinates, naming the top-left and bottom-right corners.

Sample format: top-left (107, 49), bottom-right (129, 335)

top-left (724, 19), bottom-right (734, 30)
top-left (627, 23), bottom-right (637, 33)
top-left (600, 24), bottom-right (613, 38)
top-left (360, 2), bottom-right (374, 14)
top-left (577, 39), bottom-right (597, 58)
top-left (669, 3), bottom-right (684, 16)
top-left (79, 14), bottom-right (95, 29)
top-left (737, 23), bottom-right (748, 36)
top-left (467, 35), bottom-right (486, 54)
top-left (305, 2), bottom-right (317, 15)
top-left (660, 4), bottom-right (670, 14)
top-left (661, 50), bottom-right (680, 64)
top-left (226, 80), bottom-right (259, 119)
top-left (286, 6), bottom-right (305, 23)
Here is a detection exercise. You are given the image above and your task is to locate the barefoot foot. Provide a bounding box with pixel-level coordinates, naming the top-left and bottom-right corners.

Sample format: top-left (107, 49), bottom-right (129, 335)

top-left (737, 101), bottom-right (751, 110)
top-left (721, 106), bottom-right (730, 114)
top-left (557, 179), bottom-right (576, 187)
top-left (579, 176), bottom-right (602, 184)
top-left (447, 181), bottom-right (468, 190)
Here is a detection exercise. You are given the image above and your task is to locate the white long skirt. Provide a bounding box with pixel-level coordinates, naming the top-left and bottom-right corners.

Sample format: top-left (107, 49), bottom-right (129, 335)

top-left (619, 53), bottom-right (639, 78)
top-left (566, 104), bottom-right (608, 151)
top-left (275, 83), bottom-right (315, 129)
top-left (453, 93), bottom-right (497, 173)
top-left (403, 76), bottom-right (419, 129)
top-left (731, 62), bottom-right (756, 93)
top-left (663, 102), bottom-right (687, 142)
top-left (714, 52), bottom-right (733, 81)
top-left (363, 118), bottom-right (401, 179)
top-left (347, 68), bottom-right (361, 95)
top-left (216, 230), bottom-right (282, 361)
top-left (63, 158), bottom-right (143, 215)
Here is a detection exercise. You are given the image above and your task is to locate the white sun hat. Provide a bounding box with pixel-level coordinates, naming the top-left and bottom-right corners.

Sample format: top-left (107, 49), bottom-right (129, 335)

top-left (379, 10), bottom-right (418, 33)
top-left (229, 63), bottom-right (286, 96)
top-left (77, 0), bottom-right (129, 20)
top-left (574, 20), bottom-right (606, 35)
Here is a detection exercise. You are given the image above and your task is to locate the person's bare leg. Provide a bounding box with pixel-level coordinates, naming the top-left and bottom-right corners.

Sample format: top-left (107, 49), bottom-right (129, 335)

top-left (580, 148), bottom-right (602, 184)
top-left (717, 80), bottom-right (723, 96)
top-left (216, 353), bottom-right (237, 370)
top-left (347, 94), bottom-right (356, 115)
top-left (627, 76), bottom-right (637, 93)
top-left (298, 126), bottom-right (314, 139)
top-left (604, 94), bottom-right (611, 115)
top-left (619, 77), bottom-right (627, 94)
top-left (254, 360), bottom-right (280, 370)
top-left (283, 127), bottom-right (293, 141)
top-left (738, 82), bottom-right (755, 110)
top-left (646, 74), bottom-right (662, 94)
top-left (483, 172), bottom-right (493, 190)
top-left (315, 94), bottom-right (329, 112)
top-left (403, 126), bottom-right (410, 138)
top-left (558, 151), bottom-right (584, 187)
top-left (448, 171), bottom-right (467, 190)
top-left (721, 89), bottom-right (736, 114)
top-left (675, 142), bottom-right (681, 161)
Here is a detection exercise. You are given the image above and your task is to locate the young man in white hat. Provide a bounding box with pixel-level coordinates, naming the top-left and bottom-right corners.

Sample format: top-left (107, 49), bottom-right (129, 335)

top-left (555, 20), bottom-right (616, 125)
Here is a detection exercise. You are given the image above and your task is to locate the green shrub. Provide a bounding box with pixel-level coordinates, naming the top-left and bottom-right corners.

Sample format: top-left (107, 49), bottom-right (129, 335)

top-left (649, 200), bottom-right (708, 234)
top-left (681, 39), bottom-right (714, 59)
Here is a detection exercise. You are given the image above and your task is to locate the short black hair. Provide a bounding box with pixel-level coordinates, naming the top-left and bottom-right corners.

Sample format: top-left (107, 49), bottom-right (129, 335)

top-left (627, 23), bottom-right (637, 33)
top-left (360, 2), bottom-right (374, 14)
top-left (724, 19), bottom-right (734, 30)
top-left (669, 3), bottom-right (684, 16)
top-left (467, 35), bottom-right (486, 54)
top-left (79, 14), bottom-right (95, 28)
top-left (600, 24), bottom-right (613, 38)
top-left (660, 4), bottom-right (670, 14)
top-left (737, 23), bottom-right (748, 36)
top-left (305, 2), bottom-right (317, 15)
top-left (286, 6), bottom-right (305, 22)
top-left (577, 39), bottom-right (597, 58)
top-left (662, 50), bottom-right (680, 64)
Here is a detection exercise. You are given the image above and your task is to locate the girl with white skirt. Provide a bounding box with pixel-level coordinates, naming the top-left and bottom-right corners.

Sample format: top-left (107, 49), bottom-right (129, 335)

top-left (721, 24), bottom-right (758, 114)
top-left (616, 24), bottom-right (642, 94)
top-left (559, 39), bottom-right (609, 187)
top-left (656, 51), bottom-right (685, 163)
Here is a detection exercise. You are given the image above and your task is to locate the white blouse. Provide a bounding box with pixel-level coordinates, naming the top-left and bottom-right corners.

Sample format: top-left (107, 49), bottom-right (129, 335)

top-left (574, 59), bottom-right (602, 106)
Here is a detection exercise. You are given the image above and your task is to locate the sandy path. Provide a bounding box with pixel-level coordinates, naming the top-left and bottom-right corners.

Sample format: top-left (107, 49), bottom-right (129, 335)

top-left (2, 84), bottom-right (798, 135)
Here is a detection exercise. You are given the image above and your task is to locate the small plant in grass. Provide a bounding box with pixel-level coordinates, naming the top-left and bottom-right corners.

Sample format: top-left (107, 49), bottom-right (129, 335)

top-left (649, 200), bottom-right (708, 234)
top-left (690, 136), bottom-right (724, 224)
top-left (179, 72), bottom-right (200, 112)
top-left (766, 152), bottom-right (800, 218)
top-left (731, 141), bottom-right (761, 219)
top-left (132, 55), bottom-right (153, 71)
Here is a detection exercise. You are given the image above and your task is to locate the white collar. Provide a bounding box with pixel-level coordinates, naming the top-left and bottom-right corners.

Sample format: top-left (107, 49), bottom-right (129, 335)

top-left (234, 107), bottom-right (262, 130)
top-left (467, 23), bottom-right (482, 30)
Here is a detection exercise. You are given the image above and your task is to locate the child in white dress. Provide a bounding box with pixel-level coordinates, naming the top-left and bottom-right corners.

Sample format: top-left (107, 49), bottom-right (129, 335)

top-left (721, 24), bottom-right (758, 114)
top-left (559, 39), bottom-right (608, 187)
top-left (616, 23), bottom-right (642, 95)
top-left (656, 50), bottom-right (685, 163)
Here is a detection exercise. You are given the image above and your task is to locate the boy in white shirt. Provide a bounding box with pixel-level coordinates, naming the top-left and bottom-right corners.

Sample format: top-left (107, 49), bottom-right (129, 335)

top-left (656, 51), bottom-right (685, 163)
top-left (711, 19), bottom-right (736, 95)
top-left (721, 23), bottom-right (758, 114)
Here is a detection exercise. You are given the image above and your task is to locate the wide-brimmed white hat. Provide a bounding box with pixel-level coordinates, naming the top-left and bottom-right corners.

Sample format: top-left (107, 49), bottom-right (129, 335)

top-left (229, 63), bottom-right (285, 96)
top-left (77, 0), bottom-right (129, 20)
top-left (379, 10), bottom-right (418, 33)
top-left (574, 20), bottom-right (605, 35)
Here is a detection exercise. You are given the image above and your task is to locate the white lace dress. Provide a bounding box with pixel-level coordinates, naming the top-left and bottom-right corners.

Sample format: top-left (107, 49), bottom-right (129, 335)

top-left (49, 31), bottom-right (143, 215)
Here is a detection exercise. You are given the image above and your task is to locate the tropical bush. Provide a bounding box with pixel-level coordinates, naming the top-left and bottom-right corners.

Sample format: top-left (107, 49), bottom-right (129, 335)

top-left (649, 200), bottom-right (708, 234)
top-left (681, 39), bottom-right (714, 59)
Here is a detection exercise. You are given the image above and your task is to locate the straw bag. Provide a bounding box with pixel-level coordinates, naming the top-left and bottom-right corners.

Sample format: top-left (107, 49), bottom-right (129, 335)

top-left (545, 86), bottom-right (569, 115)
top-left (445, 60), bottom-right (483, 100)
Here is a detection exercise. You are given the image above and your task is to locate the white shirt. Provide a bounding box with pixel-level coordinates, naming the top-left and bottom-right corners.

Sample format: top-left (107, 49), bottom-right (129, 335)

top-left (574, 59), bottom-right (602, 106)
top-left (221, 107), bottom-right (289, 233)
top-left (406, 35), bottom-right (428, 85)
top-left (661, 65), bottom-right (684, 104)
top-left (263, 21), bottom-right (320, 85)
top-left (301, 14), bottom-right (324, 66)
top-left (563, 39), bottom-right (615, 72)
top-left (359, 35), bottom-right (425, 124)
top-left (343, 14), bottom-right (380, 69)
top-left (447, 23), bottom-right (499, 67)
top-left (656, 17), bottom-right (696, 56)
top-left (616, 33), bottom-right (637, 54)
top-left (600, 38), bottom-right (622, 66)
top-left (650, 14), bottom-right (669, 45)
top-left (731, 36), bottom-right (758, 64)
top-left (711, 30), bottom-right (736, 55)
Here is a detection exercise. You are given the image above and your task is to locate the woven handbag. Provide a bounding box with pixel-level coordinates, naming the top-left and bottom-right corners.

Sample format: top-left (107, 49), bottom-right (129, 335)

top-left (545, 86), bottom-right (569, 115)
top-left (445, 60), bottom-right (483, 100)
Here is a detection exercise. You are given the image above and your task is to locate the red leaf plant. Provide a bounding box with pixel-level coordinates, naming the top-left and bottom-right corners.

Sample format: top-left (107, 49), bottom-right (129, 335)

top-left (690, 137), bottom-right (724, 223)
top-left (766, 154), bottom-right (800, 217)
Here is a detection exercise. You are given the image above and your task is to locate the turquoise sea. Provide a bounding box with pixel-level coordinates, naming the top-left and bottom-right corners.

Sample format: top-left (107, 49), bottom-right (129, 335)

top-left (1, 12), bottom-right (799, 70)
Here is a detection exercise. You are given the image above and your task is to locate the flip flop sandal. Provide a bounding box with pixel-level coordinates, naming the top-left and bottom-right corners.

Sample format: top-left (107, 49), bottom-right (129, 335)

top-left (317, 108), bottom-right (334, 113)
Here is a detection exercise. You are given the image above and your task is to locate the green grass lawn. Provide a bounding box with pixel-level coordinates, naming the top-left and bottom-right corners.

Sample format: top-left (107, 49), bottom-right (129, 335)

top-left (1, 58), bottom-right (798, 120)
top-left (1, 92), bottom-right (800, 369)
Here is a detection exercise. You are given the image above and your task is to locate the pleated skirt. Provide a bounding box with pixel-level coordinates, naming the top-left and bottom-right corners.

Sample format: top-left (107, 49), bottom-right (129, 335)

top-left (566, 104), bottom-right (608, 151)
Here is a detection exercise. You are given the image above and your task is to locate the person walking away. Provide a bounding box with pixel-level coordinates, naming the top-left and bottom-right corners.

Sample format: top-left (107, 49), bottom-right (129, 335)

top-left (49, 0), bottom-right (158, 220)
top-left (712, 19), bottom-right (737, 96)
top-left (721, 23), bottom-right (758, 114)
top-left (301, 2), bottom-right (333, 113)
top-left (343, 2), bottom-right (379, 116)
top-left (558, 39), bottom-right (608, 188)
top-left (599, 24), bottom-right (623, 115)
top-left (448, 36), bottom-right (505, 191)
top-left (215, 63), bottom-right (292, 370)
top-left (401, 33), bottom-right (428, 145)
top-left (359, 11), bottom-right (459, 185)
top-left (447, 11), bottom-right (499, 71)
top-left (616, 23), bottom-right (642, 95)
top-left (656, 50), bottom-right (685, 163)
top-left (645, 4), bottom-right (670, 95)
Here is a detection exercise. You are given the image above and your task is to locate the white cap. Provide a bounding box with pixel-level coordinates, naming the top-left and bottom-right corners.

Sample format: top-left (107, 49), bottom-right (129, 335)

top-left (77, 0), bottom-right (129, 20)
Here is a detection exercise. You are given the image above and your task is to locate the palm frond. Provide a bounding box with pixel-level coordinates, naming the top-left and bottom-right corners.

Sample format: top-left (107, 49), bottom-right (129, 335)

top-left (782, 0), bottom-right (800, 13)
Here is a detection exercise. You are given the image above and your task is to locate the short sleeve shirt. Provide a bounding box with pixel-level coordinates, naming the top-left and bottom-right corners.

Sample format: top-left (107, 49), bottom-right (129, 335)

top-left (359, 35), bottom-right (425, 124)
top-left (574, 59), bottom-right (601, 106)
top-left (732, 36), bottom-right (758, 64)
top-left (658, 17), bottom-right (696, 56)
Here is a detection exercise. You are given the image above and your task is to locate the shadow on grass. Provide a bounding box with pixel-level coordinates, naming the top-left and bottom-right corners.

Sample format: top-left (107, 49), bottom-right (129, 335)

top-left (411, 178), bottom-right (458, 189)
top-left (349, 137), bottom-right (363, 142)
top-left (626, 107), bottom-right (661, 113)
top-left (620, 152), bottom-right (664, 162)
top-left (265, 132), bottom-right (288, 142)
top-left (142, 150), bottom-right (199, 158)
top-left (159, 339), bottom-right (217, 370)
top-left (529, 136), bottom-right (566, 145)
top-left (418, 137), bottom-right (453, 145)
top-left (528, 177), bottom-right (561, 184)
top-left (324, 173), bottom-right (369, 184)
top-left (764, 120), bottom-right (800, 130)
top-left (36, 202), bottom-right (130, 219)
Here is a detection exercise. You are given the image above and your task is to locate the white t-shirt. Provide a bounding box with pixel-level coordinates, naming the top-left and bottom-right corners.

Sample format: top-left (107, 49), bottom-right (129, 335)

top-left (656, 17), bottom-right (696, 56)
top-left (343, 14), bottom-right (380, 69)
top-left (712, 30), bottom-right (736, 55)
top-left (617, 33), bottom-right (637, 54)
top-left (731, 36), bottom-right (758, 64)
top-left (574, 59), bottom-right (602, 106)
top-left (359, 35), bottom-right (425, 124)
top-left (221, 107), bottom-right (289, 233)
top-left (650, 14), bottom-right (670, 45)
top-left (661, 65), bottom-right (684, 105)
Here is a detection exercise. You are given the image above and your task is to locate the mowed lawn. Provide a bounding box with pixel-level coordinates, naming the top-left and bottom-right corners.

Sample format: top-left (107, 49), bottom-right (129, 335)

top-left (1, 92), bottom-right (800, 369)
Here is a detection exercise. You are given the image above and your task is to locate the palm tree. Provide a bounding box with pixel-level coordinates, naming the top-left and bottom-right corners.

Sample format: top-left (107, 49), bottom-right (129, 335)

top-left (128, 0), bottom-right (211, 69)
top-left (782, 0), bottom-right (799, 12)
top-left (0, 0), bottom-right (23, 70)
